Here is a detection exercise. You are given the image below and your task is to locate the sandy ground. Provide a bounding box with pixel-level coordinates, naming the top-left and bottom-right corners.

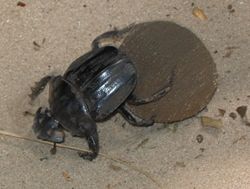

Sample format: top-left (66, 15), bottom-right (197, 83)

top-left (0, 0), bottom-right (250, 189)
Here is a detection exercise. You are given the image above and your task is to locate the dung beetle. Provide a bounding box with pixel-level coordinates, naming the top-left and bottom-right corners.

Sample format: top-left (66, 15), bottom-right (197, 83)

top-left (31, 30), bottom-right (174, 160)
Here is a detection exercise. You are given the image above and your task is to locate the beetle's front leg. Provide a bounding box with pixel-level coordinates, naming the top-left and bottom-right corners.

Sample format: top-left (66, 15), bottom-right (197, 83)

top-left (118, 103), bottom-right (154, 127)
top-left (29, 75), bottom-right (53, 101)
top-left (78, 119), bottom-right (99, 161)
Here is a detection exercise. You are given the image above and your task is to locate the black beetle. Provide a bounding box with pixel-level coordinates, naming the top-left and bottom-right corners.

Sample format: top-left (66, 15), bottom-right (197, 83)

top-left (31, 30), bottom-right (173, 160)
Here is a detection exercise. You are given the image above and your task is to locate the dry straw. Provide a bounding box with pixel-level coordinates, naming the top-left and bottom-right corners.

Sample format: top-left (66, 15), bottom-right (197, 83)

top-left (0, 130), bottom-right (162, 188)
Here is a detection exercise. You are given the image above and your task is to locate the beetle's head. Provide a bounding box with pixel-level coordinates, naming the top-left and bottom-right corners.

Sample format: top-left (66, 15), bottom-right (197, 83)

top-left (33, 107), bottom-right (65, 143)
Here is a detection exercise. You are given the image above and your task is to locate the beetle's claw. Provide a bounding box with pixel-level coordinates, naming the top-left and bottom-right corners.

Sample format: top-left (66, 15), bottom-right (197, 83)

top-left (78, 152), bottom-right (97, 161)
top-left (141, 118), bottom-right (155, 127)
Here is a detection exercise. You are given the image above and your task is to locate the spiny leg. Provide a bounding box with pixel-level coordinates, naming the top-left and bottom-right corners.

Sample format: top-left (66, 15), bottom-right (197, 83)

top-left (127, 86), bottom-right (171, 105)
top-left (127, 69), bottom-right (176, 106)
top-left (29, 75), bottom-right (53, 101)
top-left (118, 103), bottom-right (154, 127)
top-left (78, 118), bottom-right (99, 161)
top-left (33, 107), bottom-right (65, 143)
top-left (91, 23), bottom-right (135, 49)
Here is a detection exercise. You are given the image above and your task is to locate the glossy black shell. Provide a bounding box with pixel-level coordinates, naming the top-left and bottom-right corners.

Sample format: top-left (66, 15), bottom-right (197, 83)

top-left (63, 46), bottom-right (137, 120)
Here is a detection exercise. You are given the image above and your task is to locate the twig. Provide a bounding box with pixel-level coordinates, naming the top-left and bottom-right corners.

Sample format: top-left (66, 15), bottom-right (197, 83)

top-left (0, 130), bottom-right (162, 188)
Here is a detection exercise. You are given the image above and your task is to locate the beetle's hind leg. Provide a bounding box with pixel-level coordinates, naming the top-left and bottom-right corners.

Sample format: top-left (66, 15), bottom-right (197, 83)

top-left (91, 23), bottom-right (135, 49)
top-left (127, 70), bottom-right (175, 106)
top-left (118, 103), bottom-right (154, 127)
top-left (29, 75), bottom-right (53, 101)
top-left (127, 86), bottom-right (171, 105)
